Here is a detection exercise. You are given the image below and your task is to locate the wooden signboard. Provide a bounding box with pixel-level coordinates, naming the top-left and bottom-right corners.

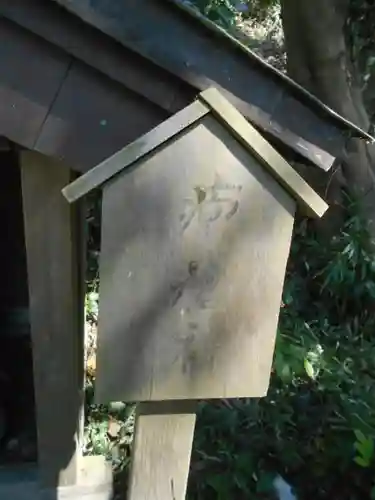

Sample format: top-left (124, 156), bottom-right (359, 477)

top-left (63, 88), bottom-right (328, 498)
top-left (97, 114), bottom-right (295, 402)
top-left (64, 88), bottom-right (327, 403)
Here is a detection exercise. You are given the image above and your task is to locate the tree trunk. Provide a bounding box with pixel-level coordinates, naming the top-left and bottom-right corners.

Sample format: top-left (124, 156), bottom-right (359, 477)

top-left (281, 0), bottom-right (375, 238)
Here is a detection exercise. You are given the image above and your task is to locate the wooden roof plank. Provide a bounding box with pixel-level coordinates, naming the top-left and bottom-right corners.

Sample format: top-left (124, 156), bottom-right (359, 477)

top-left (62, 99), bottom-right (209, 203)
top-left (0, 17), bottom-right (71, 149)
top-left (199, 88), bottom-right (328, 218)
top-left (216, 89), bottom-right (336, 171)
top-left (35, 60), bottom-right (166, 173)
top-left (1, 0), bottom-right (192, 115)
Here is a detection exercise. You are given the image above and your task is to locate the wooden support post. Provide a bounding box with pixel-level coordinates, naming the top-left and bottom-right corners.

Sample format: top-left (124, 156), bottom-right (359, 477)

top-left (20, 151), bottom-right (85, 488)
top-left (128, 401), bottom-right (196, 500)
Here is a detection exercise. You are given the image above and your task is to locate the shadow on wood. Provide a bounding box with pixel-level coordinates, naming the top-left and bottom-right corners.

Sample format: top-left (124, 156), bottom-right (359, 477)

top-left (0, 151), bottom-right (113, 500)
top-left (95, 115), bottom-right (296, 402)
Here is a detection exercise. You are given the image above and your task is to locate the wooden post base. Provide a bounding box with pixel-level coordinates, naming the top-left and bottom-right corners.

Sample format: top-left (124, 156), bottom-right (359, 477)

top-left (128, 401), bottom-right (197, 500)
top-left (0, 456), bottom-right (112, 500)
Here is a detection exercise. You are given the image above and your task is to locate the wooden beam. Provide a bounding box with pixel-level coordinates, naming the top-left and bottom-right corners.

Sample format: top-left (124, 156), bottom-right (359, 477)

top-left (128, 401), bottom-right (196, 500)
top-left (62, 100), bottom-right (209, 203)
top-left (20, 151), bottom-right (85, 488)
top-left (200, 88), bottom-right (328, 218)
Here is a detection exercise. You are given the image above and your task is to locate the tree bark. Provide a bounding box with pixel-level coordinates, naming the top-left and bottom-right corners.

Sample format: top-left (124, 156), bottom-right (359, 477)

top-left (281, 0), bottom-right (375, 237)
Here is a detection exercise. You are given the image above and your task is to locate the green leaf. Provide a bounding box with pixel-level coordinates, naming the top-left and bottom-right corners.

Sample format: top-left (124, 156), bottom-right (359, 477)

top-left (354, 456), bottom-right (369, 467)
top-left (368, 439), bottom-right (374, 457)
top-left (358, 438), bottom-right (374, 460)
top-left (281, 363), bottom-right (291, 381)
top-left (354, 429), bottom-right (366, 443)
top-left (207, 474), bottom-right (231, 495)
top-left (354, 441), bottom-right (367, 455)
top-left (304, 358), bottom-right (315, 379)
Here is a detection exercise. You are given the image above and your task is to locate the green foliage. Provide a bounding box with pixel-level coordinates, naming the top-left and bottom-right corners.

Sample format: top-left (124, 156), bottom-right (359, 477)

top-left (84, 379), bottom-right (135, 475)
top-left (188, 212), bottom-right (375, 499)
top-left (189, 0), bottom-right (277, 29)
top-left (240, 0), bottom-right (277, 21)
top-left (85, 291), bottom-right (99, 322)
top-left (190, 0), bottom-right (238, 28)
top-left (354, 429), bottom-right (374, 467)
top-left (347, 0), bottom-right (375, 68)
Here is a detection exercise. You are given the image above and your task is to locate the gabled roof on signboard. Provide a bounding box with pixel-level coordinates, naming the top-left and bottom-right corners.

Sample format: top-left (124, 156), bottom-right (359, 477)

top-left (51, 0), bottom-right (373, 145)
top-left (62, 88), bottom-right (328, 219)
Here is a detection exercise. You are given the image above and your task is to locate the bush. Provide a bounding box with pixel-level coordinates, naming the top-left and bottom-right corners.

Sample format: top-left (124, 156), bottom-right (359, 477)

top-left (188, 213), bottom-right (375, 499)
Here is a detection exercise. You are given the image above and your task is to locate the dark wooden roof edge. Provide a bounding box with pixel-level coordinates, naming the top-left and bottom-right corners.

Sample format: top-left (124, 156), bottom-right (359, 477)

top-left (2, 1), bottom-right (336, 172)
top-left (171, 0), bottom-right (374, 143)
top-left (46, 0), bottom-right (373, 145)
top-left (63, 88), bottom-right (328, 218)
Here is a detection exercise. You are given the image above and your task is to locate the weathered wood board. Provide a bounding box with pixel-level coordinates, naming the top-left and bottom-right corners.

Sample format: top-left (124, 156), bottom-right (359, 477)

top-left (95, 114), bottom-right (296, 403)
top-left (35, 60), bottom-right (165, 171)
top-left (1, 0), bottom-right (193, 115)
top-left (20, 151), bottom-right (84, 487)
top-left (128, 401), bottom-right (196, 500)
top-left (0, 18), bottom-right (70, 149)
